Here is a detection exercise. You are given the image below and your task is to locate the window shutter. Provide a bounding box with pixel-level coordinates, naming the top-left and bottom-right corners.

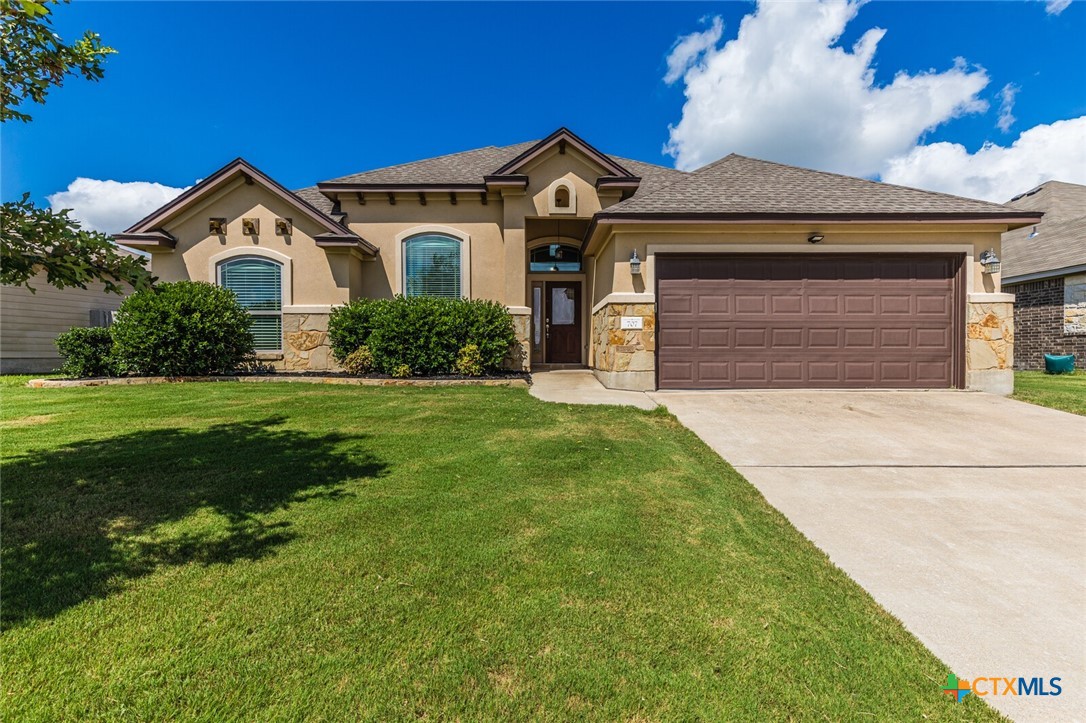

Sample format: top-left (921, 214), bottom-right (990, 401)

top-left (404, 235), bottom-right (461, 298)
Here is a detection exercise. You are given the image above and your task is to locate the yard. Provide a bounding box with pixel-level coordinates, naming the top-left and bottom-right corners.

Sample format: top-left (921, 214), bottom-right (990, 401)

top-left (2, 379), bottom-right (998, 720)
top-left (1013, 371), bottom-right (1086, 416)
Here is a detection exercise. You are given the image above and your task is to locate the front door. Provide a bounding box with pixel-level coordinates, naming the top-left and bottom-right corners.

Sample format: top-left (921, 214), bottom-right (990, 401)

top-left (545, 282), bottom-right (581, 363)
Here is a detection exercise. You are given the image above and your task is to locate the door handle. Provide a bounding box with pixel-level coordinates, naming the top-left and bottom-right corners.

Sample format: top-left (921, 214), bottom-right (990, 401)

top-left (545, 318), bottom-right (551, 339)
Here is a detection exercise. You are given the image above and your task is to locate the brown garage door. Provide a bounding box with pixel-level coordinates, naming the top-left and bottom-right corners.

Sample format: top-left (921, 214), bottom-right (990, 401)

top-left (656, 254), bottom-right (964, 389)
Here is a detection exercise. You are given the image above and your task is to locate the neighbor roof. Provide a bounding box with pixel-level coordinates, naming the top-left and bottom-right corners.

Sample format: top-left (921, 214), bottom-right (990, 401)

top-left (598, 154), bottom-right (1038, 220)
top-left (1001, 180), bottom-right (1086, 282)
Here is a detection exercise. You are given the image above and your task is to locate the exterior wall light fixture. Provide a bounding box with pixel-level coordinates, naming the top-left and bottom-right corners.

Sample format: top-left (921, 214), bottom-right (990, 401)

top-left (979, 249), bottom-right (1001, 275)
top-left (629, 249), bottom-right (642, 275)
top-left (808, 234), bottom-right (824, 244)
top-left (1028, 226), bottom-right (1039, 239)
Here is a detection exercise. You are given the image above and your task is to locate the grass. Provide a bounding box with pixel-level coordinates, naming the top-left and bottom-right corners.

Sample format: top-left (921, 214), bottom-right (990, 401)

top-left (1, 380), bottom-right (999, 721)
top-left (1012, 371), bottom-right (1086, 416)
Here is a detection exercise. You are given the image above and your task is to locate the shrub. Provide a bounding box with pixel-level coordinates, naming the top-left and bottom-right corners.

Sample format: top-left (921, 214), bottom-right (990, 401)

top-left (454, 344), bottom-right (484, 376)
top-left (328, 297), bottom-right (516, 376)
top-left (391, 363), bottom-right (411, 378)
top-left (342, 346), bottom-right (374, 375)
top-left (55, 326), bottom-right (115, 378)
top-left (328, 299), bottom-right (380, 363)
top-left (111, 281), bottom-right (254, 376)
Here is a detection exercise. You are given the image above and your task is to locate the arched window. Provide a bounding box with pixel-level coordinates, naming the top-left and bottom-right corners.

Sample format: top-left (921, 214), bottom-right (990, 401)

top-left (529, 244), bottom-right (582, 272)
top-left (404, 234), bottom-right (462, 298)
top-left (218, 257), bottom-right (283, 351)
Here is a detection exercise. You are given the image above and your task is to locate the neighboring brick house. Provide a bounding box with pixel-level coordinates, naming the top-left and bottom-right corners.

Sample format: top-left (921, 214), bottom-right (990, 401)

top-left (1001, 181), bottom-right (1086, 370)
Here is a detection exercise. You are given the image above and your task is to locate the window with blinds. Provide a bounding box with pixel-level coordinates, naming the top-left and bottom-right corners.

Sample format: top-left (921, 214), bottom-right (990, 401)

top-left (404, 235), bottom-right (462, 298)
top-left (219, 257), bottom-right (283, 351)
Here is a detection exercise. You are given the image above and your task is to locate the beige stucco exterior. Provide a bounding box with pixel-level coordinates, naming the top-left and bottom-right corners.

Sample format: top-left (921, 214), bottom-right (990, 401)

top-left (130, 136), bottom-right (1027, 393)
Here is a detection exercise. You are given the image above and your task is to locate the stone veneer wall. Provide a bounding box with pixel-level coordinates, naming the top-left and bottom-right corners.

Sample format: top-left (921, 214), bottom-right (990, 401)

top-left (1004, 276), bottom-right (1086, 371)
top-left (282, 313), bottom-right (338, 372)
top-left (504, 312), bottom-right (531, 372)
top-left (966, 300), bottom-right (1014, 394)
top-left (591, 303), bottom-right (655, 391)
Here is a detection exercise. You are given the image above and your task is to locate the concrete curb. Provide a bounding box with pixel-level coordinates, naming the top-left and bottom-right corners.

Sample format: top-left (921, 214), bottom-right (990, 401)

top-left (27, 375), bottom-right (530, 389)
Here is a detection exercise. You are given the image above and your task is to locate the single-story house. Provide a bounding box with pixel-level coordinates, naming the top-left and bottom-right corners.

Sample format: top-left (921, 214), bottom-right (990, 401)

top-left (1, 264), bottom-right (137, 374)
top-left (1000, 180), bottom-right (1086, 370)
top-left (116, 128), bottom-right (1040, 393)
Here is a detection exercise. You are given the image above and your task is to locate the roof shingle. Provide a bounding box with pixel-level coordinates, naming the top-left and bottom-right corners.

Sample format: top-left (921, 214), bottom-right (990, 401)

top-left (600, 154), bottom-right (1029, 217)
top-left (1001, 181), bottom-right (1086, 281)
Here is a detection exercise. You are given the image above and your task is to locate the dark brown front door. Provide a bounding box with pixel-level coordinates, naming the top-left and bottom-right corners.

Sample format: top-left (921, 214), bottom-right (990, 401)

top-left (545, 282), bottom-right (581, 363)
top-left (656, 254), bottom-right (965, 389)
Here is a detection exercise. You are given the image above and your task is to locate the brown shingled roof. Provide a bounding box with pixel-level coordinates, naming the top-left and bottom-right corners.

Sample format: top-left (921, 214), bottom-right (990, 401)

top-left (313, 139), bottom-right (688, 194)
top-left (322, 142), bottom-right (538, 186)
top-left (1001, 181), bottom-right (1086, 282)
top-left (599, 154), bottom-right (1033, 218)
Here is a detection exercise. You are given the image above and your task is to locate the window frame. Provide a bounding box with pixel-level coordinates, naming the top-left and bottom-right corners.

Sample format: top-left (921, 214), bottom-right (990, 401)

top-left (395, 226), bottom-right (471, 298)
top-left (216, 255), bottom-right (285, 352)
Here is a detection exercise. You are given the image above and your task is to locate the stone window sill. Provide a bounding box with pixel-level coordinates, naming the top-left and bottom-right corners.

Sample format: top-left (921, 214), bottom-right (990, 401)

top-left (256, 352), bottom-right (284, 361)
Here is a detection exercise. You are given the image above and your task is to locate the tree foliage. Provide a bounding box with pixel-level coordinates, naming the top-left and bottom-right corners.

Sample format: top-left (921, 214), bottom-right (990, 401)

top-left (1, 0), bottom-right (116, 123)
top-left (0, 1), bottom-right (147, 294)
top-left (0, 193), bottom-right (153, 293)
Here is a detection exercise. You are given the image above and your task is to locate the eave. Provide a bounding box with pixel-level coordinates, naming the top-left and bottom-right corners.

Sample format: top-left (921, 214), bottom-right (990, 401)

top-left (582, 211), bottom-right (1047, 253)
top-left (112, 230), bottom-right (177, 251)
top-left (314, 233), bottom-right (379, 256)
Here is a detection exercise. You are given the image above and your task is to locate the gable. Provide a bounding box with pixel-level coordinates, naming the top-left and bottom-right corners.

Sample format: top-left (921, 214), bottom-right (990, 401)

top-left (492, 127), bottom-right (634, 178)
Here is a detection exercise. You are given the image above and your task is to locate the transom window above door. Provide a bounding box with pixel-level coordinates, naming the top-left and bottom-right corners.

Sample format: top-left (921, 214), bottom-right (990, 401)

top-left (404, 234), bottom-right (462, 298)
top-left (529, 244), bottom-right (582, 272)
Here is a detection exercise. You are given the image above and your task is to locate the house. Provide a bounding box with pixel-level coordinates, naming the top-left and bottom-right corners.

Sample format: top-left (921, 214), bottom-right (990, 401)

top-left (1000, 181), bottom-right (1086, 370)
top-left (1, 266), bottom-right (136, 374)
top-left (115, 128), bottom-right (1040, 393)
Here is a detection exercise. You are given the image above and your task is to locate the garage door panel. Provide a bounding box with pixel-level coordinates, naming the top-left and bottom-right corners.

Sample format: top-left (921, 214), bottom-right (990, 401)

top-left (916, 294), bottom-right (950, 315)
top-left (657, 254), bottom-right (962, 389)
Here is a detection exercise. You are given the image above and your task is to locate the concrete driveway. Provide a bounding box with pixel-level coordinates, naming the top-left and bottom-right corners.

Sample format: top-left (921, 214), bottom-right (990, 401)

top-left (649, 390), bottom-right (1086, 723)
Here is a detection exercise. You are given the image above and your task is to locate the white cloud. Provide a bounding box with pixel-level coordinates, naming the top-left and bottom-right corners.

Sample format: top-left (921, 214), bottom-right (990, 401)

top-left (1045, 0), bottom-right (1072, 15)
top-left (47, 178), bottom-right (189, 234)
top-left (996, 83), bottom-right (1019, 132)
top-left (664, 16), bottom-right (723, 85)
top-left (663, 1), bottom-right (990, 176)
top-left (881, 115), bottom-right (1086, 202)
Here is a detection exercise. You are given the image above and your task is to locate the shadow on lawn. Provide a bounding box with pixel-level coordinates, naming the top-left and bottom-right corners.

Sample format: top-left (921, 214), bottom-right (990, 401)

top-left (1, 416), bottom-right (386, 627)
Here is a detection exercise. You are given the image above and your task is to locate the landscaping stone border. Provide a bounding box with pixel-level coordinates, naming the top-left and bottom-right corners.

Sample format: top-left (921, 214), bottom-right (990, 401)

top-left (27, 375), bottom-right (529, 389)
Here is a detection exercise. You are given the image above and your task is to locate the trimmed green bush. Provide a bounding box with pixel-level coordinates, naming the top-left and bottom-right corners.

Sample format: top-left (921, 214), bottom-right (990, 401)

top-left (454, 344), bottom-right (483, 376)
top-left (391, 363), bottom-right (412, 378)
top-left (328, 299), bottom-right (380, 363)
top-left (328, 297), bottom-right (516, 376)
top-left (55, 326), bottom-right (115, 378)
top-left (111, 281), bottom-right (254, 376)
top-left (342, 346), bottom-right (374, 375)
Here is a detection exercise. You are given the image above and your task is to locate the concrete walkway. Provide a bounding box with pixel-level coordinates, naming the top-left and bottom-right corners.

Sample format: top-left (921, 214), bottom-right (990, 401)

top-left (529, 370), bottom-right (657, 410)
top-left (649, 389), bottom-right (1086, 723)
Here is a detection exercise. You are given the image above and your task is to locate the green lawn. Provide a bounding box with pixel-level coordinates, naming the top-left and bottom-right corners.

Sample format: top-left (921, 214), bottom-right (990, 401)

top-left (1013, 370), bottom-right (1086, 416)
top-left (2, 380), bottom-right (998, 721)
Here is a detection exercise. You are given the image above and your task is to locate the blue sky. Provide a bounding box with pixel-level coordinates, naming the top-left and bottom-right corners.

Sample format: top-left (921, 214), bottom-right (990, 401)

top-left (2, 1), bottom-right (1084, 231)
